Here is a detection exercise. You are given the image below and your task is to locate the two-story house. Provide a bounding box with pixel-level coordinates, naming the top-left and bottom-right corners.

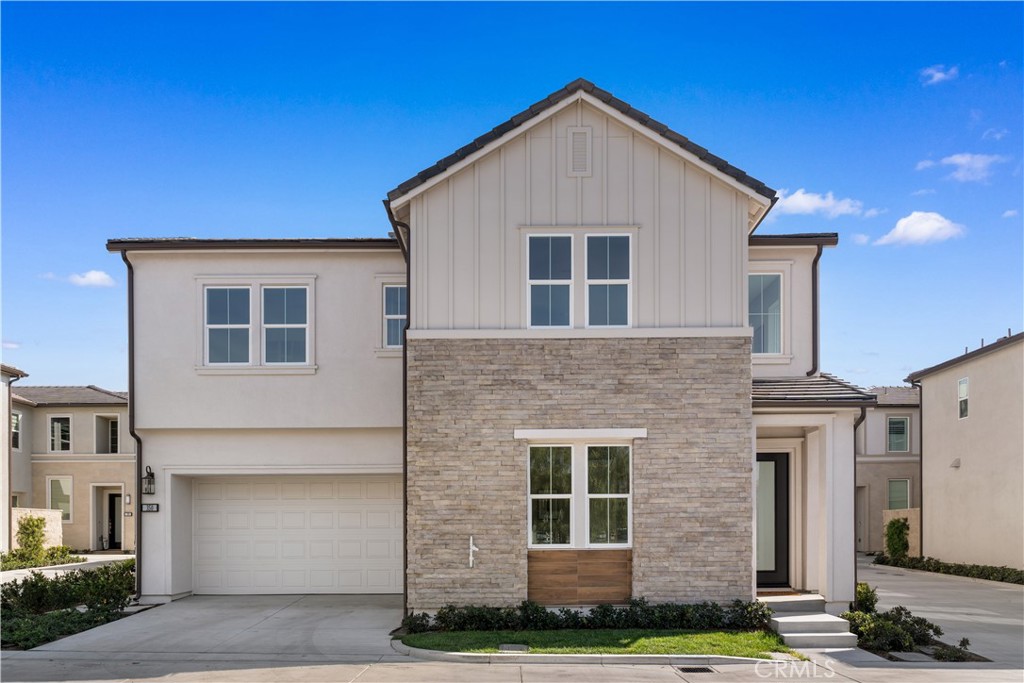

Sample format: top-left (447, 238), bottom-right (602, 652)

top-left (5, 384), bottom-right (135, 552)
top-left (108, 79), bottom-right (873, 614)
top-left (854, 386), bottom-right (921, 554)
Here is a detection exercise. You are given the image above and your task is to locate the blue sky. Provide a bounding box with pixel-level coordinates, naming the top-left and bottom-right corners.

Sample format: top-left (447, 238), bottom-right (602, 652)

top-left (2, 2), bottom-right (1021, 390)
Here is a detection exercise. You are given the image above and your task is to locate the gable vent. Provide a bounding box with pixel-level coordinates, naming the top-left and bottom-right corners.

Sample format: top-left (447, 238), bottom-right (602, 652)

top-left (567, 126), bottom-right (592, 177)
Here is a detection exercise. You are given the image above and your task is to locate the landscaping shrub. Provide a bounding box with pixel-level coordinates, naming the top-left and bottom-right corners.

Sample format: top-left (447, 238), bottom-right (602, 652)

top-left (933, 638), bottom-right (973, 662)
top-left (403, 598), bottom-right (771, 633)
top-left (1, 559), bottom-right (135, 616)
top-left (874, 554), bottom-right (1024, 585)
top-left (0, 517), bottom-right (85, 570)
top-left (1, 609), bottom-right (119, 650)
top-left (885, 517), bottom-right (910, 562)
top-left (882, 605), bottom-right (942, 646)
top-left (851, 581), bottom-right (878, 613)
top-left (841, 584), bottom-right (942, 654)
top-left (16, 515), bottom-right (46, 560)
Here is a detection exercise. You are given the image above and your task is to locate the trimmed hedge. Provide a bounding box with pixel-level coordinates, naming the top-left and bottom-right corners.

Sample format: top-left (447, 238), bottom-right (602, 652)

top-left (0, 515), bottom-right (85, 571)
top-left (874, 554), bottom-right (1024, 585)
top-left (402, 598), bottom-right (773, 634)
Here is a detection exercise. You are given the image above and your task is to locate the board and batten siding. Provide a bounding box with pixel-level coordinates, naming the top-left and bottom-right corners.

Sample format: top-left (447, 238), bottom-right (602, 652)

top-left (404, 101), bottom-right (751, 331)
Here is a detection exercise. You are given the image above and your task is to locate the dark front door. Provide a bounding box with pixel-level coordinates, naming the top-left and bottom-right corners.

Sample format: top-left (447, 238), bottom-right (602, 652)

top-left (107, 494), bottom-right (122, 550)
top-left (756, 453), bottom-right (789, 587)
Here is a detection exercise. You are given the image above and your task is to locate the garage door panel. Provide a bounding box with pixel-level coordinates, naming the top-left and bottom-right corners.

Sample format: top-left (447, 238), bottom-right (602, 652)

top-left (194, 475), bottom-right (402, 595)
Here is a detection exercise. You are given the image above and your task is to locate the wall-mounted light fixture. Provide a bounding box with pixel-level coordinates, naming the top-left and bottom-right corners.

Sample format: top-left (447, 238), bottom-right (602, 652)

top-left (142, 466), bottom-right (156, 495)
top-left (125, 494), bottom-right (132, 505)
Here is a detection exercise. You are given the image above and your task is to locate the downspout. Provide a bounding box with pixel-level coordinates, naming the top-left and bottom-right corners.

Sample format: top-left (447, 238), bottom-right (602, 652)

top-left (383, 200), bottom-right (411, 615)
top-left (806, 245), bottom-right (824, 377)
top-left (852, 405), bottom-right (867, 609)
top-left (7, 373), bottom-right (24, 551)
top-left (120, 250), bottom-right (144, 601)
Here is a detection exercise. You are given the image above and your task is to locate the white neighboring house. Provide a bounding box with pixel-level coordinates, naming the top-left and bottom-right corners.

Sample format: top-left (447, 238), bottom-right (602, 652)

top-left (108, 79), bottom-right (875, 613)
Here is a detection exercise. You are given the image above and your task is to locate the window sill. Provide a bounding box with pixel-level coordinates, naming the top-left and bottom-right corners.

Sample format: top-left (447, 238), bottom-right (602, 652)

top-left (528, 545), bottom-right (633, 551)
top-left (194, 365), bottom-right (318, 376)
top-left (752, 354), bottom-right (793, 364)
top-left (374, 348), bottom-right (403, 358)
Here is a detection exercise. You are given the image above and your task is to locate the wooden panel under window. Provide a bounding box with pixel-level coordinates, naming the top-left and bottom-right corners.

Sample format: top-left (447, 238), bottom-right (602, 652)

top-left (527, 549), bottom-right (632, 605)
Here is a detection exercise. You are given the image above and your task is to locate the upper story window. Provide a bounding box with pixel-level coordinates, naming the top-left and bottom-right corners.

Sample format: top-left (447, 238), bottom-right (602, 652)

top-left (262, 287), bottom-right (308, 364)
top-left (49, 416), bottom-right (71, 452)
top-left (528, 235), bottom-right (573, 327)
top-left (383, 285), bottom-right (408, 348)
top-left (586, 235), bottom-right (631, 327)
top-left (95, 415), bottom-right (119, 454)
top-left (11, 413), bottom-right (21, 451)
top-left (206, 287), bottom-right (250, 364)
top-left (887, 416), bottom-right (909, 453)
top-left (749, 274), bottom-right (782, 354)
top-left (958, 378), bottom-right (969, 419)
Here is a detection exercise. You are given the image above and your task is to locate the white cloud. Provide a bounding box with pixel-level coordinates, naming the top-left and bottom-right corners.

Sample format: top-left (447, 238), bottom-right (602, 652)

top-left (911, 188), bottom-right (935, 196)
top-left (940, 153), bottom-right (1009, 182)
top-left (915, 160), bottom-right (937, 171)
top-left (920, 64), bottom-right (959, 85)
top-left (875, 211), bottom-right (965, 246)
top-left (774, 188), bottom-right (864, 219)
top-left (68, 270), bottom-right (116, 287)
top-left (982, 128), bottom-right (1008, 141)
top-left (1003, 210), bottom-right (1019, 218)
top-left (852, 233), bottom-right (871, 245)
top-left (863, 208), bottom-right (886, 219)
top-left (2, 341), bottom-right (21, 350)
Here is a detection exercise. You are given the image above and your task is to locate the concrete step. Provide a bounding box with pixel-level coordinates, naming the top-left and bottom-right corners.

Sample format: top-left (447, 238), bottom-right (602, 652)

top-left (772, 612), bottom-right (851, 635)
top-left (758, 594), bottom-right (826, 613)
top-left (781, 632), bottom-right (858, 648)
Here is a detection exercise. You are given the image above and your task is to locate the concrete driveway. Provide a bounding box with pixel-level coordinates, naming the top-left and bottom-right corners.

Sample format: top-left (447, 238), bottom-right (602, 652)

top-left (859, 553), bottom-right (1024, 667)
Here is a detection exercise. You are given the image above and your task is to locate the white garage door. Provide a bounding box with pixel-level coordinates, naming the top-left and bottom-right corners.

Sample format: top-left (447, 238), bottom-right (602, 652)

top-left (193, 475), bottom-right (402, 594)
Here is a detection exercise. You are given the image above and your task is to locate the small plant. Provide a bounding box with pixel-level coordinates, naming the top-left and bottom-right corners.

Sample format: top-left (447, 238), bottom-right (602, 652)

top-left (0, 518), bottom-right (85, 570)
top-left (885, 517), bottom-right (910, 562)
top-left (401, 612), bottom-right (431, 634)
top-left (725, 599), bottom-right (773, 630)
top-left (932, 637), bottom-right (973, 662)
top-left (851, 581), bottom-right (878, 613)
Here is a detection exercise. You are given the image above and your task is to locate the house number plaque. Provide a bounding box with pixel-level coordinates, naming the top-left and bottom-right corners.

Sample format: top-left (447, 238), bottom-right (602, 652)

top-left (141, 504), bottom-right (160, 512)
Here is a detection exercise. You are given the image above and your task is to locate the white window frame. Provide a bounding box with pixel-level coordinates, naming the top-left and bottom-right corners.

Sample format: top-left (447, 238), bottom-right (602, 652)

top-left (260, 285), bottom-right (310, 365)
top-left (527, 445), bottom-right (575, 549)
top-left (585, 234), bottom-right (632, 329)
top-left (958, 377), bottom-right (969, 420)
top-left (887, 478), bottom-right (911, 510)
top-left (47, 475), bottom-right (73, 523)
top-left (525, 438), bottom-right (634, 551)
top-left (11, 411), bottom-right (22, 451)
top-left (527, 234), bottom-right (574, 329)
top-left (382, 284), bottom-right (408, 349)
top-left (748, 270), bottom-right (785, 356)
top-left (886, 416), bottom-right (910, 453)
top-left (195, 275), bottom-right (317, 374)
top-left (48, 415), bottom-right (72, 453)
top-left (203, 285), bottom-right (253, 366)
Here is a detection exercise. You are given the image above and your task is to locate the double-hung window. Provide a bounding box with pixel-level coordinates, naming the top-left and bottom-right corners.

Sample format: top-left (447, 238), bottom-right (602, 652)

top-left (206, 287), bottom-right (251, 364)
top-left (262, 287), bottom-right (308, 364)
top-left (48, 476), bottom-right (72, 521)
top-left (11, 413), bottom-right (21, 450)
top-left (528, 443), bottom-right (632, 549)
top-left (887, 417), bottom-right (909, 453)
top-left (958, 378), bottom-right (969, 419)
top-left (749, 274), bottom-right (782, 354)
top-left (528, 236), bottom-right (572, 327)
top-left (586, 236), bottom-right (630, 327)
top-left (383, 285), bottom-right (408, 348)
top-left (49, 416), bottom-right (71, 452)
top-left (887, 479), bottom-right (910, 510)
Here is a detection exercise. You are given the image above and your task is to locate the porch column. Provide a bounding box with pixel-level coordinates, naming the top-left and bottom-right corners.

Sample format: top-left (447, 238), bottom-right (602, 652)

top-left (825, 411), bottom-right (856, 613)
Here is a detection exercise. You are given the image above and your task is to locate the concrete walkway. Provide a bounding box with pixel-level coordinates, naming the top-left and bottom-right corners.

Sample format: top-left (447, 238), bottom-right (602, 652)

top-left (1, 553), bottom-right (133, 585)
top-left (859, 553), bottom-right (1024, 668)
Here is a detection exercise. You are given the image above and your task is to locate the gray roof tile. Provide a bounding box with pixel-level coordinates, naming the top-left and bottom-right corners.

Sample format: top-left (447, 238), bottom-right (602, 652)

top-left (753, 374), bottom-right (876, 406)
top-left (13, 385), bottom-right (127, 406)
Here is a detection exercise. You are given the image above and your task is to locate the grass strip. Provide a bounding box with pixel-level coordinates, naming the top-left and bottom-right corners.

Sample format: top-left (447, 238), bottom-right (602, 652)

top-left (403, 628), bottom-right (790, 658)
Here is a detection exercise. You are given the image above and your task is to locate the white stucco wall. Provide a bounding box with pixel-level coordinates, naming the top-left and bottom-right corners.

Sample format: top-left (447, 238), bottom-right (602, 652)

top-left (749, 244), bottom-right (820, 379)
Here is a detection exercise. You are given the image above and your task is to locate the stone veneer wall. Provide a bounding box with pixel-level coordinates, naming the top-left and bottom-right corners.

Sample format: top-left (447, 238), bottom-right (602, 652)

top-left (406, 336), bottom-right (752, 612)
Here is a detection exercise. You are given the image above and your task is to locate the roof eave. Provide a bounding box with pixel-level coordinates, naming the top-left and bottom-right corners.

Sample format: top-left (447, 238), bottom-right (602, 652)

top-left (905, 332), bottom-right (1024, 383)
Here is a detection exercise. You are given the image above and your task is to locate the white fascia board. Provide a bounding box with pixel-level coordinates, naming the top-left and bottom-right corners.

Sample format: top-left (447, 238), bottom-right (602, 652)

top-left (513, 428), bottom-right (647, 441)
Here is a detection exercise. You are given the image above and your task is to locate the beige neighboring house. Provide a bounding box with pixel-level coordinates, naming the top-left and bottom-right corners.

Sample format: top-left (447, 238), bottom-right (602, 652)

top-left (854, 386), bottom-right (921, 553)
top-left (2, 363), bottom-right (29, 552)
top-left (10, 385), bottom-right (136, 552)
top-left (907, 332), bottom-right (1024, 570)
top-left (108, 79), bottom-right (873, 614)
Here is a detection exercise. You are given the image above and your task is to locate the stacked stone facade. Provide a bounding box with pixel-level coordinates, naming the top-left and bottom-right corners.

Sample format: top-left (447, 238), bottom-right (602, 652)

top-left (406, 336), bottom-right (753, 611)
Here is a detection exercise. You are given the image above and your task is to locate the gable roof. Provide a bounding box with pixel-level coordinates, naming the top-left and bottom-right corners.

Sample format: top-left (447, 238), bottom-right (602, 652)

top-left (868, 385), bottom-right (919, 407)
top-left (107, 237), bottom-right (398, 252)
top-left (1, 364), bottom-right (28, 379)
top-left (386, 78), bottom-right (777, 208)
top-left (13, 385), bottom-right (128, 407)
top-left (752, 374), bottom-right (876, 407)
top-left (906, 331), bottom-right (1023, 383)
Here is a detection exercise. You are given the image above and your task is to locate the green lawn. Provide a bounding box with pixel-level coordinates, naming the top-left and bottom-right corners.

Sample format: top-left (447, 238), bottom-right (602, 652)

top-left (402, 629), bottom-right (791, 658)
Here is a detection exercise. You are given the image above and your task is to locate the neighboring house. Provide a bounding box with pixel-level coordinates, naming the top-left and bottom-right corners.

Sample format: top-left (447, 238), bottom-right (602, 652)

top-left (2, 363), bottom-right (29, 552)
top-left (9, 385), bottom-right (136, 552)
top-left (854, 386), bottom-right (921, 553)
top-left (108, 79), bottom-right (873, 614)
top-left (906, 332), bottom-right (1023, 570)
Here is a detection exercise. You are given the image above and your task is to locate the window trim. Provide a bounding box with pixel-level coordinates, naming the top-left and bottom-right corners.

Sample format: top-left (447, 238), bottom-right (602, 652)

top-left (748, 270), bottom-right (785, 356)
top-left (195, 275), bottom-right (317, 373)
top-left (584, 444), bottom-right (633, 548)
top-left (203, 285), bottom-right (253, 366)
top-left (584, 233), bottom-right (632, 329)
top-left (886, 416), bottom-right (910, 453)
top-left (527, 234), bottom-right (574, 330)
top-left (46, 475), bottom-right (73, 523)
top-left (527, 445), bottom-right (575, 549)
top-left (47, 414), bottom-right (72, 453)
top-left (382, 283), bottom-right (408, 350)
top-left (958, 377), bottom-right (969, 420)
top-left (887, 478), bottom-right (911, 510)
top-left (94, 413), bottom-right (120, 455)
top-left (11, 411), bottom-right (22, 452)
top-left (260, 285), bottom-right (310, 365)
